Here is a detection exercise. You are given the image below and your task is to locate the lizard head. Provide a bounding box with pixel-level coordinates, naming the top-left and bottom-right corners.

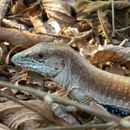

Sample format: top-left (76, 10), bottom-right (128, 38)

top-left (11, 42), bottom-right (68, 78)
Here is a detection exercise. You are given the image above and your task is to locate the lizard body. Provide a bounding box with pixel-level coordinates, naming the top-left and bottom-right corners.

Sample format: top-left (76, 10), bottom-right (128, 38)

top-left (11, 42), bottom-right (130, 115)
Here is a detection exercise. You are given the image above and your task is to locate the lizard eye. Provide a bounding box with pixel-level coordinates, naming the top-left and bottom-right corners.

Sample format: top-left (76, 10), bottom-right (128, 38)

top-left (38, 53), bottom-right (44, 58)
top-left (36, 53), bottom-right (44, 61)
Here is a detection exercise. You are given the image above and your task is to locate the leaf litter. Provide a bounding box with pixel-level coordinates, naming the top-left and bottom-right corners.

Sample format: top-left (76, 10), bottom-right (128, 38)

top-left (0, 0), bottom-right (129, 129)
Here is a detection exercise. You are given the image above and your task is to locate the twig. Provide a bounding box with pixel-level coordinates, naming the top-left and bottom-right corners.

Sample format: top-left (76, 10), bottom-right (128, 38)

top-left (68, 30), bottom-right (93, 45)
top-left (68, 37), bottom-right (75, 45)
top-left (0, 90), bottom-right (61, 126)
top-left (115, 26), bottom-right (130, 32)
top-left (37, 32), bottom-right (71, 40)
top-left (34, 122), bottom-right (118, 130)
top-left (110, 0), bottom-right (115, 37)
top-left (119, 39), bottom-right (129, 46)
top-left (38, 30), bottom-right (93, 46)
top-left (73, 30), bottom-right (93, 41)
top-left (0, 81), bottom-right (130, 128)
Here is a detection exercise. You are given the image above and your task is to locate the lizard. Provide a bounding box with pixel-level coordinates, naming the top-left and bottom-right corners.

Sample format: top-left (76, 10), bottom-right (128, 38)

top-left (11, 42), bottom-right (130, 116)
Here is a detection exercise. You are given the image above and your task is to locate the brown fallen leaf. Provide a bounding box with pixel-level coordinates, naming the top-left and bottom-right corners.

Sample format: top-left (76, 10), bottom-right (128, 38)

top-left (0, 0), bottom-right (11, 26)
top-left (65, 0), bottom-right (76, 9)
top-left (44, 81), bottom-right (59, 92)
top-left (0, 87), bottom-right (14, 97)
top-left (2, 18), bottom-right (28, 31)
top-left (59, 27), bottom-right (79, 44)
top-left (52, 104), bottom-right (80, 125)
top-left (76, 0), bottom-right (130, 41)
top-left (0, 27), bottom-right (53, 48)
top-left (41, 0), bottom-right (75, 33)
top-left (5, 44), bottom-right (23, 65)
top-left (29, 4), bottom-right (52, 33)
top-left (9, 0), bottom-right (27, 14)
top-left (87, 48), bottom-right (119, 65)
top-left (105, 62), bottom-right (129, 76)
top-left (73, 21), bottom-right (92, 32)
top-left (0, 100), bottom-right (55, 130)
top-left (87, 45), bottom-right (130, 66)
top-left (26, 71), bottom-right (45, 87)
top-left (10, 70), bottom-right (46, 93)
top-left (0, 42), bottom-right (9, 64)
top-left (0, 123), bottom-right (10, 130)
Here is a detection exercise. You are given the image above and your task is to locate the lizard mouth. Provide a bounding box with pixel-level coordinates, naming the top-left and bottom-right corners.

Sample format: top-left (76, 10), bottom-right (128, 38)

top-left (12, 56), bottom-right (42, 72)
top-left (12, 56), bottom-right (61, 78)
top-left (12, 59), bottom-right (33, 68)
top-left (13, 60), bottom-right (47, 76)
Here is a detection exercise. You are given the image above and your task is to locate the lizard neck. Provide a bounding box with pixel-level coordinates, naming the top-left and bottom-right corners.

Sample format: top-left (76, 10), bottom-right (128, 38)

top-left (52, 48), bottom-right (130, 109)
top-left (51, 53), bottom-right (98, 100)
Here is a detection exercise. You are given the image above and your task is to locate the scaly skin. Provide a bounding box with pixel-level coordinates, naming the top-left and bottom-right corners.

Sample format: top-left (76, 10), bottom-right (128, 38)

top-left (11, 42), bottom-right (130, 115)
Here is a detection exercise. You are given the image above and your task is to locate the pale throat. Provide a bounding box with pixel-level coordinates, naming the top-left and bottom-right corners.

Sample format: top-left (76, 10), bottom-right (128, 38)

top-left (51, 59), bottom-right (85, 100)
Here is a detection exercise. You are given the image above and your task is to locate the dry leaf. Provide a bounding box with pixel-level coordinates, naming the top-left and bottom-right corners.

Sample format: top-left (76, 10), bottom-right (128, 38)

top-left (2, 18), bottom-right (28, 31)
top-left (44, 81), bottom-right (59, 92)
top-left (10, 70), bottom-right (45, 93)
top-left (0, 27), bottom-right (53, 48)
top-left (105, 63), bottom-right (129, 76)
top-left (76, 0), bottom-right (130, 41)
top-left (73, 21), bottom-right (92, 32)
top-left (0, 0), bottom-right (11, 26)
top-left (0, 87), bottom-right (14, 97)
top-left (52, 103), bottom-right (80, 125)
top-left (26, 71), bottom-right (45, 86)
top-left (87, 45), bottom-right (130, 65)
top-left (41, 0), bottom-right (75, 33)
top-left (53, 89), bottom-right (69, 98)
top-left (0, 100), bottom-right (54, 130)
top-left (9, 0), bottom-right (27, 14)
top-left (0, 42), bottom-right (8, 64)
top-left (29, 4), bottom-right (52, 33)
top-left (0, 123), bottom-right (10, 130)
top-left (87, 48), bottom-right (119, 64)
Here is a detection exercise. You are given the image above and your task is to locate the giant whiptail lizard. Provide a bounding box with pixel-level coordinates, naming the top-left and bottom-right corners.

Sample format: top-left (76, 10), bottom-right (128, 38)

top-left (11, 42), bottom-right (130, 116)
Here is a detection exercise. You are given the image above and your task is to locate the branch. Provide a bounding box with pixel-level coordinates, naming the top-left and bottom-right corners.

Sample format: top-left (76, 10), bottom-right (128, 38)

top-left (38, 30), bottom-right (93, 46)
top-left (115, 26), bottom-right (130, 32)
top-left (110, 0), bottom-right (115, 36)
top-left (35, 122), bottom-right (118, 130)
